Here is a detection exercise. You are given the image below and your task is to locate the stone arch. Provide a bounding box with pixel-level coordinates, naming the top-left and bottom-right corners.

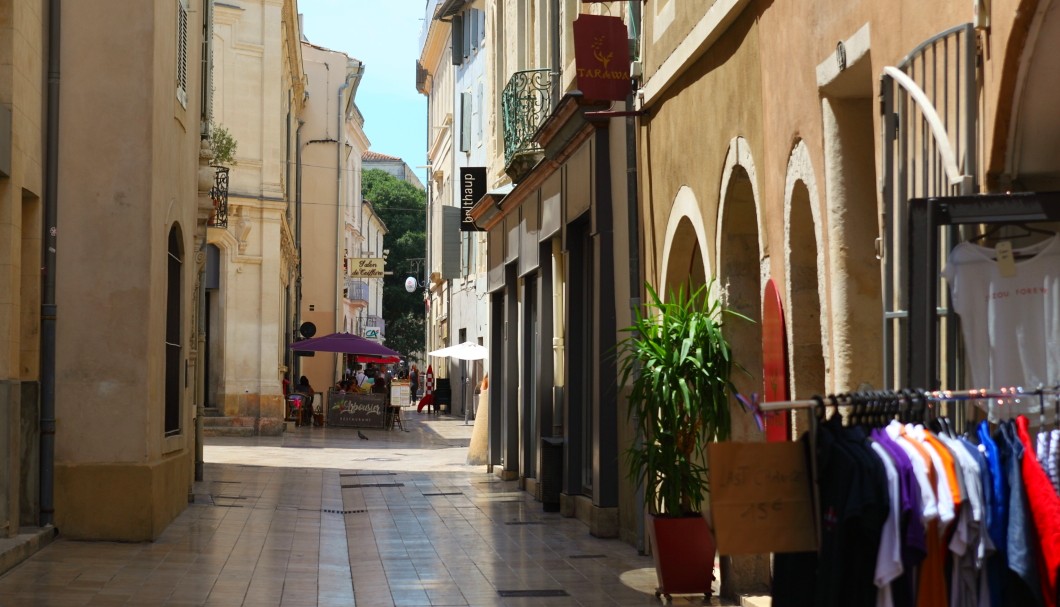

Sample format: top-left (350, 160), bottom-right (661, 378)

top-left (1002, 0), bottom-right (1060, 191)
top-left (660, 185), bottom-right (711, 298)
top-left (716, 136), bottom-right (765, 442)
top-left (716, 137), bottom-right (768, 266)
top-left (783, 140), bottom-right (829, 399)
top-left (715, 136), bottom-right (770, 596)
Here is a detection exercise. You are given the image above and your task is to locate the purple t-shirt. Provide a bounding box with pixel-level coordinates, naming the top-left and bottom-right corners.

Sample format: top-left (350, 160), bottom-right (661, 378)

top-left (872, 428), bottom-right (927, 607)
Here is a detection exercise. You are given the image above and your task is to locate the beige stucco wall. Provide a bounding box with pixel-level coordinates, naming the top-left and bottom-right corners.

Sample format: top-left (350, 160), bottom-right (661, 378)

top-left (208, 0), bottom-right (299, 434)
top-left (0, 0), bottom-right (44, 539)
top-left (639, 0), bottom-right (1046, 398)
top-left (299, 43), bottom-right (374, 391)
top-left (53, 0), bottom-right (200, 540)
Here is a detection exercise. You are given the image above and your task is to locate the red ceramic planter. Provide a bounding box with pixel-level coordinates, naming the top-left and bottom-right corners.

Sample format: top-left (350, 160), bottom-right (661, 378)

top-left (648, 514), bottom-right (717, 599)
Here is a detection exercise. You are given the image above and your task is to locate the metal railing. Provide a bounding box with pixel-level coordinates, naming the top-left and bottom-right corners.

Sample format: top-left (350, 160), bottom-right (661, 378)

top-left (502, 69), bottom-right (553, 167)
top-left (208, 166), bottom-right (229, 228)
top-left (345, 279), bottom-right (369, 303)
top-left (880, 23), bottom-right (978, 391)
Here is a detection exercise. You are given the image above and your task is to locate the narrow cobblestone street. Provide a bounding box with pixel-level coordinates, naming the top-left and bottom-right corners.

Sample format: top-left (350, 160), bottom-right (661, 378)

top-left (0, 411), bottom-right (727, 607)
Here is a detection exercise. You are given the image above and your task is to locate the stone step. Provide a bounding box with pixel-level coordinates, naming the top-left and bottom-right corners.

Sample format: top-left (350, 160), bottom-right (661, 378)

top-left (0, 526), bottom-right (58, 578)
top-left (203, 425), bottom-right (257, 438)
top-left (202, 416), bottom-right (256, 428)
top-left (203, 415), bottom-right (260, 437)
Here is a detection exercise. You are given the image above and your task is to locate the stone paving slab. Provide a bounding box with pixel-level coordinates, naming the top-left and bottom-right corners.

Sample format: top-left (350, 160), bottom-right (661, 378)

top-left (0, 410), bottom-right (735, 606)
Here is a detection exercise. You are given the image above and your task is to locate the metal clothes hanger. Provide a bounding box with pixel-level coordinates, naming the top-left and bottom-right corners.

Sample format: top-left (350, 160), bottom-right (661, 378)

top-left (968, 222), bottom-right (1056, 243)
top-left (1054, 385), bottom-right (1059, 431)
top-left (827, 394), bottom-right (841, 424)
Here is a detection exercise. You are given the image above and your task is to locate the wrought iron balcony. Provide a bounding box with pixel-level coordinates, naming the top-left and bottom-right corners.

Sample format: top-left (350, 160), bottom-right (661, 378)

top-left (208, 166), bottom-right (229, 228)
top-left (345, 278), bottom-right (370, 303)
top-left (502, 69), bottom-right (552, 177)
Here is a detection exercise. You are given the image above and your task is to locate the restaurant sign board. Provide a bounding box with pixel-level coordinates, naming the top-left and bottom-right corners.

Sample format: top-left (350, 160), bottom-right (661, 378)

top-left (573, 14), bottom-right (631, 102)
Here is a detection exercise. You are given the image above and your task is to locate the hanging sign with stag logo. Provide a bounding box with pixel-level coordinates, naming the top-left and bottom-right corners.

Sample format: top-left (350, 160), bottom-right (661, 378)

top-left (573, 14), bottom-right (631, 102)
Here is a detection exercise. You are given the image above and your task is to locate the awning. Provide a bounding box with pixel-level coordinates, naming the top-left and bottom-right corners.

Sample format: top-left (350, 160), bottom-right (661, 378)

top-left (470, 184), bottom-right (514, 229)
top-left (434, 0), bottom-right (469, 21)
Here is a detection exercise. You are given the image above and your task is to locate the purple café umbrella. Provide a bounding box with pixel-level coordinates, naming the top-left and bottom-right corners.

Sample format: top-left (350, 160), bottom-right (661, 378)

top-left (288, 332), bottom-right (400, 358)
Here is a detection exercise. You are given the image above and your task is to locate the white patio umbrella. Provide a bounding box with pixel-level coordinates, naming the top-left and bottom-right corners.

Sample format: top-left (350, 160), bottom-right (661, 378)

top-left (428, 341), bottom-right (488, 424)
top-left (427, 341), bottom-right (488, 361)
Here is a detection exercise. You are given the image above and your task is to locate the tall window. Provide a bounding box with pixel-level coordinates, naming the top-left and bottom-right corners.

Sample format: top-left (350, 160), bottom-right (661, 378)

top-left (176, 0), bottom-right (189, 108)
top-left (165, 226), bottom-right (184, 436)
top-left (199, 0), bottom-right (212, 127)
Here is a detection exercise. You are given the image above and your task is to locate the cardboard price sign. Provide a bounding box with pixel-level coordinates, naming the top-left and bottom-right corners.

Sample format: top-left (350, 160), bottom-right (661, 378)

top-left (708, 441), bottom-right (817, 555)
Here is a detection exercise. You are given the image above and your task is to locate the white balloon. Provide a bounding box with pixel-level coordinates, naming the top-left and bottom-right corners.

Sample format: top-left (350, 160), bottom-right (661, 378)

top-left (405, 276), bottom-right (418, 293)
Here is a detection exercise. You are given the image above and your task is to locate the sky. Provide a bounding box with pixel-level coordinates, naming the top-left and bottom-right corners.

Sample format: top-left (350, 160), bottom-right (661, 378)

top-left (298, 0), bottom-right (428, 176)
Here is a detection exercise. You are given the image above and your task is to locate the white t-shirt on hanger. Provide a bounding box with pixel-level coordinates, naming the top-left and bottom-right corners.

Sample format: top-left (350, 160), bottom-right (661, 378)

top-left (942, 234), bottom-right (1060, 395)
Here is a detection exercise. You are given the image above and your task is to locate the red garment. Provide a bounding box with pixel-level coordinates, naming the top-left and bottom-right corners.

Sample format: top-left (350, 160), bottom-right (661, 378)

top-left (1015, 415), bottom-right (1060, 607)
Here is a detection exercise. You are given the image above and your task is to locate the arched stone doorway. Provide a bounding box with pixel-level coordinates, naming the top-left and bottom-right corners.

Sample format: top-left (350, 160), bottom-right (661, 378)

top-left (784, 142), bottom-right (828, 437)
top-left (715, 139), bottom-right (769, 596)
top-left (1003, 0), bottom-right (1060, 192)
top-left (716, 143), bottom-right (764, 445)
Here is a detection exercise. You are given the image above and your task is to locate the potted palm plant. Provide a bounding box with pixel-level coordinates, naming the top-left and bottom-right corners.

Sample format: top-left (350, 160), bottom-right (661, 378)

top-left (616, 281), bottom-right (743, 600)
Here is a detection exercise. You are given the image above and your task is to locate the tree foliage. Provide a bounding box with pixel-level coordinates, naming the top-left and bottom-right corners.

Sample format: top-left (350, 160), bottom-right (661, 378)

top-left (209, 122), bottom-right (238, 166)
top-left (362, 169), bottom-right (427, 359)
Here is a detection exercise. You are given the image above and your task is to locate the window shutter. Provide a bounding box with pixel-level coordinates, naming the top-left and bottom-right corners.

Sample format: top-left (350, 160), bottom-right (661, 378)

top-left (470, 9), bottom-right (481, 51)
top-left (475, 83), bottom-right (484, 141)
top-left (441, 206), bottom-right (461, 279)
top-left (176, 0), bottom-right (189, 108)
top-left (461, 233), bottom-right (470, 276)
top-left (460, 92), bottom-right (471, 152)
top-left (462, 10), bottom-right (472, 59)
top-left (199, 0), bottom-right (212, 126)
top-left (451, 15), bottom-right (464, 65)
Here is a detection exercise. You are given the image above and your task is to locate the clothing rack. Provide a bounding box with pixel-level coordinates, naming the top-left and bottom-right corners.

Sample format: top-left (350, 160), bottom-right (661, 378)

top-left (759, 385), bottom-right (1060, 432)
top-left (758, 386), bottom-right (1060, 413)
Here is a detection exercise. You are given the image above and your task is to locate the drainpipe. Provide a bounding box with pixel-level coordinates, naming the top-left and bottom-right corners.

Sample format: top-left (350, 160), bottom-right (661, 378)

top-left (294, 119), bottom-right (305, 380)
top-left (336, 61), bottom-right (363, 380)
top-left (551, 0), bottom-right (561, 105)
top-left (40, 0), bottom-right (61, 528)
top-left (195, 246), bottom-right (206, 482)
top-left (626, 0), bottom-right (645, 554)
top-left (336, 80), bottom-right (347, 382)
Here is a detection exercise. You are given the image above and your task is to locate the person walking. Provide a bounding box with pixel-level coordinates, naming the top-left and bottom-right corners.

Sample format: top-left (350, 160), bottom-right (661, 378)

top-left (409, 364), bottom-right (419, 405)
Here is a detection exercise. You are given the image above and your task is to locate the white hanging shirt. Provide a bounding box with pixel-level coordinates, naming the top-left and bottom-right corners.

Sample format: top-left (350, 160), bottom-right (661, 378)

top-left (942, 235), bottom-right (1060, 395)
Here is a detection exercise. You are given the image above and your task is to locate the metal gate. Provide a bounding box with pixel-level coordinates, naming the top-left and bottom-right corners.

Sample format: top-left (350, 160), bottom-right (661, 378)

top-left (880, 23), bottom-right (979, 390)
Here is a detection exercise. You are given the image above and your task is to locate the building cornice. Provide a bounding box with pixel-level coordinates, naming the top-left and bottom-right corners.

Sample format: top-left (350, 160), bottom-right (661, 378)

top-left (419, 15), bottom-right (451, 76)
top-left (638, 0), bottom-right (752, 109)
top-left (471, 92), bottom-right (605, 231)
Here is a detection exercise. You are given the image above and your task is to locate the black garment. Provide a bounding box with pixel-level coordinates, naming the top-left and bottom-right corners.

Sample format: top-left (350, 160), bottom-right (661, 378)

top-left (772, 419), bottom-right (890, 607)
top-left (826, 422), bottom-right (889, 607)
top-left (771, 432), bottom-right (818, 607)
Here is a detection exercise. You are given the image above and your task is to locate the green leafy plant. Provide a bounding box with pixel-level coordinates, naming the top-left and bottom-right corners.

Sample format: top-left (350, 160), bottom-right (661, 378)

top-left (209, 122), bottom-right (238, 166)
top-left (616, 281), bottom-right (745, 516)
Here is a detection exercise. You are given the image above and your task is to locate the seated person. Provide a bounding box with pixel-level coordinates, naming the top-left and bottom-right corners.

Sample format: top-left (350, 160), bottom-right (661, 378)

top-left (294, 375), bottom-right (314, 427)
top-left (371, 370), bottom-right (390, 405)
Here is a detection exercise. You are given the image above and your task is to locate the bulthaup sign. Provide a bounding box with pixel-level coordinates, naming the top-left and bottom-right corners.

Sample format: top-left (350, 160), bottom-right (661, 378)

top-left (460, 167), bottom-right (487, 232)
